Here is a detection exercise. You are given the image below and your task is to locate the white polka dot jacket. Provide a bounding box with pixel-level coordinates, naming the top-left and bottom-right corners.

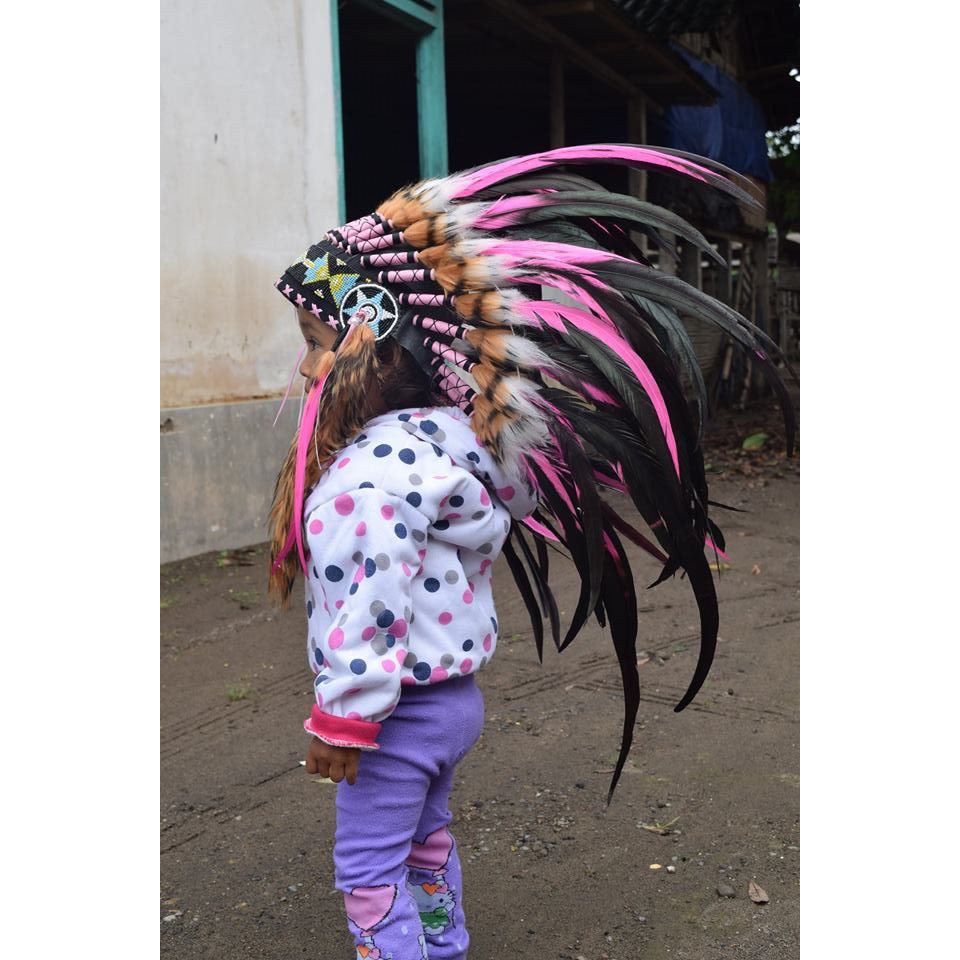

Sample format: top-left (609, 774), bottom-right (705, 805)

top-left (302, 406), bottom-right (537, 749)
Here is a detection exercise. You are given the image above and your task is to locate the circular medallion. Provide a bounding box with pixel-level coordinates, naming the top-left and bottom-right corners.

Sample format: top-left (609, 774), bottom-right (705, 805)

top-left (339, 283), bottom-right (400, 341)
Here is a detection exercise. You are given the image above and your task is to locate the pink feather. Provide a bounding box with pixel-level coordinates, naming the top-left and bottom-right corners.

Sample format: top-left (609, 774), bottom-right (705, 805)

top-left (290, 379), bottom-right (325, 575)
top-left (705, 537), bottom-right (730, 561)
top-left (522, 515), bottom-right (560, 542)
top-left (273, 344), bottom-right (307, 428)
top-left (520, 301), bottom-right (681, 479)
top-left (450, 144), bottom-right (712, 199)
top-left (594, 468), bottom-right (627, 494)
top-left (276, 323), bottom-right (362, 575)
top-left (527, 449), bottom-right (578, 520)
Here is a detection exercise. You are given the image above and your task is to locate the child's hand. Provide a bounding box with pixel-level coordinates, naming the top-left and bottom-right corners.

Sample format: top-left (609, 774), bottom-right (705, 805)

top-left (305, 738), bottom-right (361, 785)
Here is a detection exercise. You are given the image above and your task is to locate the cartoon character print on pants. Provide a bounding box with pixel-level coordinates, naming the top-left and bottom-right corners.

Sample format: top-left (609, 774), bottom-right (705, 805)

top-left (408, 876), bottom-right (455, 935)
top-left (355, 935), bottom-right (388, 960)
top-left (352, 931), bottom-right (427, 960)
top-left (344, 884), bottom-right (411, 960)
top-left (405, 826), bottom-right (457, 935)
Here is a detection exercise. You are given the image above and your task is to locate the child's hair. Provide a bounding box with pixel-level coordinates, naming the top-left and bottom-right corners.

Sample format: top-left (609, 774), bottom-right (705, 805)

top-left (268, 326), bottom-right (446, 604)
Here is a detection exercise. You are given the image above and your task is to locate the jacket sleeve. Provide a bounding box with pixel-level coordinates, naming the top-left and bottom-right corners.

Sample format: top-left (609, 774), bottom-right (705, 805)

top-left (302, 487), bottom-right (429, 750)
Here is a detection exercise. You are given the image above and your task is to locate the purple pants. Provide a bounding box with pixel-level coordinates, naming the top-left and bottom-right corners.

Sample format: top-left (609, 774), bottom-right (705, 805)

top-left (333, 675), bottom-right (485, 960)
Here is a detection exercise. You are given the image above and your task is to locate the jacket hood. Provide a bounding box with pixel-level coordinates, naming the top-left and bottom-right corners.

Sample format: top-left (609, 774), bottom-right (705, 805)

top-left (364, 406), bottom-right (538, 520)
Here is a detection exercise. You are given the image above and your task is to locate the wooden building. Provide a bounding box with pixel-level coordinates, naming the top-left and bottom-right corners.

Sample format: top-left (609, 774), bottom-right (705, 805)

top-left (338, 0), bottom-right (800, 379)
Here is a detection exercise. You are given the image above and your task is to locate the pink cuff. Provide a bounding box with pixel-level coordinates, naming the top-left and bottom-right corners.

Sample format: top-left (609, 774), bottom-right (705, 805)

top-left (304, 704), bottom-right (381, 750)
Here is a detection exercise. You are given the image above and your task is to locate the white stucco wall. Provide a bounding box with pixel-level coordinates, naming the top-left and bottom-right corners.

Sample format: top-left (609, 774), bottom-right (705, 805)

top-left (161, 0), bottom-right (339, 407)
top-left (161, 0), bottom-right (342, 561)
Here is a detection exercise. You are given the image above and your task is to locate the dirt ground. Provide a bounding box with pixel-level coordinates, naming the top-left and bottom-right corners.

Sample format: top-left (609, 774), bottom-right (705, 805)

top-left (161, 398), bottom-right (799, 960)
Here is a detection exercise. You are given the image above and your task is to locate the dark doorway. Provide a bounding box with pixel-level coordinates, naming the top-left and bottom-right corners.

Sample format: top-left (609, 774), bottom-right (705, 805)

top-left (443, 6), bottom-right (630, 192)
top-left (444, 10), bottom-right (550, 174)
top-left (338, 1), bottom-right (421, 220)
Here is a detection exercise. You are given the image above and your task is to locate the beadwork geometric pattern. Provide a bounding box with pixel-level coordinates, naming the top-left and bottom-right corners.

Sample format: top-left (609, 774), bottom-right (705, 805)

top-left (298, 251), bottom-right (362, 308)
top-left (340, 283), bottom-right (400, 341)
top-left (276, 237), bottom-right (441, 399)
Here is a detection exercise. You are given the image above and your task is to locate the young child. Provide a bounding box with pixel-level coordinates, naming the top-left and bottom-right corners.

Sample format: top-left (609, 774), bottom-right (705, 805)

top-left (268, 144), bottom-right (794, 960)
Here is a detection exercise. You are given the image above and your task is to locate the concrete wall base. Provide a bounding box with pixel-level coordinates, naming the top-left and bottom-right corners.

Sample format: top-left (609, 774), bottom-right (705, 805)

top-left (161, 397), bottom-right (301, 563)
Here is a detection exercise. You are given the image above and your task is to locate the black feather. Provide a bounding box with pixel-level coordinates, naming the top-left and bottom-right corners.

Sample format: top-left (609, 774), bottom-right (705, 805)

top-left (598, 525), bottom-right (641, 803)
top-left (472, 171), bottom-right (609, 200)
top-left (501, 535), bottom-right (544, 662)
top-left (513, 520), bottom-right (561, 652)
top-left (496, 191), bottom-right (724, 267)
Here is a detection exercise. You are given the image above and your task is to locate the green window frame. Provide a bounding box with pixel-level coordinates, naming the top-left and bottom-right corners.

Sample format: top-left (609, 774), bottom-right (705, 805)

top-left (330, 0), bottom-right (448, 221)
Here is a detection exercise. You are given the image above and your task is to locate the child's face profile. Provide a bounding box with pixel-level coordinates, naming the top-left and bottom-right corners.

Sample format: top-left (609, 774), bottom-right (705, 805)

top-left (297, 307), bottom-right (338, 383)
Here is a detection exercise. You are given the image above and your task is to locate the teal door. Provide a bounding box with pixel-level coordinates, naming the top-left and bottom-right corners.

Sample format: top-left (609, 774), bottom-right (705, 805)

top-left (332, 0), bottom-right (448, 221)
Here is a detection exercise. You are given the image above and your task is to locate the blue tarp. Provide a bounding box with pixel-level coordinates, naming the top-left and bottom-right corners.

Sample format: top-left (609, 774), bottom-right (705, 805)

top-left (661, 48), bottom-right (772, 182)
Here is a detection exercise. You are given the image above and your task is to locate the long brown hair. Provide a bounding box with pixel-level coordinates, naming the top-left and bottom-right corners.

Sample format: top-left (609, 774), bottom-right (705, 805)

top-left (268, 330), bottom-right (445, 604)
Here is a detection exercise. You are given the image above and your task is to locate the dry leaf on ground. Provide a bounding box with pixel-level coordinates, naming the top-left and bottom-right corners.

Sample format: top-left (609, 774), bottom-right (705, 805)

top-left (749, 880), bottom-right (769, 903)
top-left (640, 817), bottom-right (679, 835)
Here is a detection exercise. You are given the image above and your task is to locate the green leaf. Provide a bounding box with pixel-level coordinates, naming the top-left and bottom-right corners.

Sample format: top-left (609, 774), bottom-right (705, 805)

top-left (741, 432), bottom-right (769, 451)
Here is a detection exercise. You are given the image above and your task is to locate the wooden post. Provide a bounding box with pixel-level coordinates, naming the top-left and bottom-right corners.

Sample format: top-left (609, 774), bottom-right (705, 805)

top-left (627, 95), bottom-right (648, 258)
top-left (777, 272), bottom-right (787, 353)
top-left (680, 239), bottom-right (701, 290)
top-left (627, 96), bottom-right (647, 200)
top-left (550, 51), bottom-right (565, 148)
top-left (717, 238), bottom-right (733, 306)
top-left (658, 244), bottom-right (678, 275)
top-left (752, 235), bottom-right (770, 336)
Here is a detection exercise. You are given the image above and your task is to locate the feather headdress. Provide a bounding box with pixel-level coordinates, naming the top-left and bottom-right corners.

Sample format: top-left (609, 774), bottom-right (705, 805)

top-left (271, 143), bottom-right (795, 799)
